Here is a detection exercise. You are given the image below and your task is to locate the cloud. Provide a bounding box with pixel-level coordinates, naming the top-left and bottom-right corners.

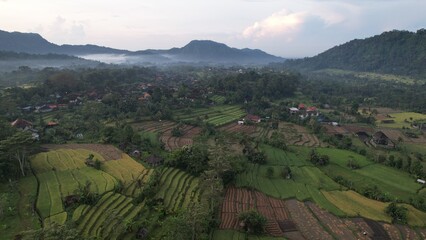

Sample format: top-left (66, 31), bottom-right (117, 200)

top-left (46, 16), bottom-right (86, 43)
top-left (243, 9), bottom-right (307, 39)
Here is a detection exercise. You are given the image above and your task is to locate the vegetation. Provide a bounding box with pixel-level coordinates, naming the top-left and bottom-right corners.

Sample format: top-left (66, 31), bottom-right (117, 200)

top-left (238, 210), bottom-right (267, 234)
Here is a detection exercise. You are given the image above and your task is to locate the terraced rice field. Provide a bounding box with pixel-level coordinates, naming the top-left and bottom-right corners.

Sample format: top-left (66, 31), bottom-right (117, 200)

top-left (31, 146), bottom-right (151, 225)
top-left (219, 122), bottom-right (257, 136)
top-left (132, 120), bottom-right (202, 150)
top-left (174, 105), bottom-right (245, 126)
top-left (74, 192), bottom-right (144, 239)
top-left (278, 122), bottom-right (322, 147)
top-left (155, 167), bottom-right (201, 211)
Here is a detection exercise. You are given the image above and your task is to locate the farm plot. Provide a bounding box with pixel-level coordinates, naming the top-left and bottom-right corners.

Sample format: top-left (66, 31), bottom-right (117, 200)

top-left (132, 121), bottom-right (202, 150)
top-left (74, 192), bottom-right (143, 239)
top-left (31, 146), bottom-right (151, 224)
top-left (173, 105), bottom-right (245, 126)
top-left (377, 112), bottom-right (426, 129)
top-left (219, 187), bottom-right (293, 237)
top-left (160, 125), bottom-right (202, 151)
top-left (236, 158), bottom-right (345, 216)
top-left (278, 122), bottom-right (322, 147)
top-left (285, 199), bottom-right (333, 240)
top-left (320, 162), bottom-right (422, 203)
top-left (155, 167), bottom-right (202, 212)
top-left (42, 144), bottom-right (123, 160)
top-left (219, 122), bottom-right (257, 136)
top-left (322, 190), bottom-right (390, 222)
top-left (379, 128), bottom-right (426, 144)
top-left (101, 154), bottom-right (150, 187)
top-left (316, 148), bottom-right (372, 169)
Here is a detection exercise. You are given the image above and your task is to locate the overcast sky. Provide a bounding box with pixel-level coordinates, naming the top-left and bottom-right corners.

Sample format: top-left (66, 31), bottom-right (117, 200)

top-left (0, 0), bottom-right (425, 57)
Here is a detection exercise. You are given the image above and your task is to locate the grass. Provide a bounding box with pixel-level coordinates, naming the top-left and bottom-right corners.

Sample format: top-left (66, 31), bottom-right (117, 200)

top-left (377, 112), bottom-right (426, 128)
top-left (260, 145), bottom-right (311, 166)
top-left (316, 148), bottom-right (372, 169)
top-left (236, 162), bottom-right (343, 215)
top-left (322, 190), bottom-right (390, 222)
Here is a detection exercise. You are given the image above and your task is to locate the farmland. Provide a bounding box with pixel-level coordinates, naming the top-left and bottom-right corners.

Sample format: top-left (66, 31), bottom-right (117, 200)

top-left (219, 187), bottom-right (424, 239)
top-left (236, 144), bottom-right (426, 225)
top-left (155, 167), bottom-right (202, 211)
top-left (30, 146), bottom-right (151, 227)
top-left (173, 105), bottom-right (245, 126)
top-left (377, 112), bottom-right (426, 128)
top-left (132, 120), bottom-right (202, 150)
top-left (73, 192), bottom-right (143, 239)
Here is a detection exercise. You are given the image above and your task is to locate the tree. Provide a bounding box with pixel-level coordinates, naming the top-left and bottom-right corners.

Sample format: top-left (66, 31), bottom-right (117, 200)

top-left (238, 210), bottom-right (267, 234)
top-left (162, 203), bottom-right (210, 240)
top-left (0, 131), bottom-right (37, 178)
top-left (385, 203), bottom-right (408, 224)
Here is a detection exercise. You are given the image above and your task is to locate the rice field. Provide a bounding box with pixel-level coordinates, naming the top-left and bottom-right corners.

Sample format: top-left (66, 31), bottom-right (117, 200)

top-left (173, 105), bottom-right (245, 126)
top-left (377, 112), bottom-right (426, 128)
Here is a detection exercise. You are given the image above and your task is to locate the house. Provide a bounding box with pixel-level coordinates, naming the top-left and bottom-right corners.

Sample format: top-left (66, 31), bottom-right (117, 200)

top-left (244, 114), bottom-right (261, 123)
top-left (138, 92), bottom-right (152, 101)
top-left (46, 121), bottom-right (59, 128)
top-left (237, 120), bottom-right (244, 125)
top-left (132, 150), bottom-right (141, 158)
top-left (11, 118), bottom-right (33, 130)
top-left (298, 103), bottom-right (306, 110)
top-left (289, 107), bottom-right (299, 115)
top-left (35, 105), bottom-right (52, 113)
top-left (417, 179), bottom-right (425, 184)
top-left (11, 119), bottom-right (39, 140)
top-left (306, 107), bottom-right (319, 117)
top-left (371, 131), bottom-right (395, 148)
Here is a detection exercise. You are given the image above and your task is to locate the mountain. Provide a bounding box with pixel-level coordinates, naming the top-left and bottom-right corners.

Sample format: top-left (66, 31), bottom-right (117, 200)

top-left (132, 40), bottom-right (283, 64)
top-left (0, 30), bottom-right (130, 55)
top-left (284, 29), bottom-right (426, 76)
top-left (0, 30), bottom-right (284, 65)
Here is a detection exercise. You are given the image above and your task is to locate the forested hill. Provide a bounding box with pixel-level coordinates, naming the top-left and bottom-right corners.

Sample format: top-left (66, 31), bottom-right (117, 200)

top-left (284, 29), bottom-right (426, 76)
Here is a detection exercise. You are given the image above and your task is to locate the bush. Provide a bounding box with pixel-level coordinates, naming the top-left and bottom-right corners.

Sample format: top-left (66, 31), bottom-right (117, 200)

top-left (238, 210), bottom-right (267, 234)
top-left (385, 203), bottom-right (407, 224)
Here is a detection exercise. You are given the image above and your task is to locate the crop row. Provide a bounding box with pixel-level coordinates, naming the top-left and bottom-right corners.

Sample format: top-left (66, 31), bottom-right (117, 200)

top-left (156, 167), bottom-right (201, 211)
top-left (75, 192), bottom-right (143, 239)
top-left (101, 155), bottom-right (147, 186)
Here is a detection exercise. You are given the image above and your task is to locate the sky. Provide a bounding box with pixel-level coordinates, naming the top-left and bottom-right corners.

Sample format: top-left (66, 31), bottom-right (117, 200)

top-left (0, 0), bottom-right (425, 57)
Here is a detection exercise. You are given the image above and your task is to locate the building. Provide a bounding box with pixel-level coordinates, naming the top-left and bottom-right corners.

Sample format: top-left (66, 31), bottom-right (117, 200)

top-left (371, 131), bottom-right (395, 149)
top-left (244, 114), bottom-right (261, 123)
top-left (11, 118), bottom-right (33, 130)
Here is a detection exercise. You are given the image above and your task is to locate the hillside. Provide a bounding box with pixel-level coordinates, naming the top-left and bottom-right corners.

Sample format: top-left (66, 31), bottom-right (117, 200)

top-left (0, 30), bottom-right (284, 65)
top-left (284, 29), bottom-right (426, 76)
